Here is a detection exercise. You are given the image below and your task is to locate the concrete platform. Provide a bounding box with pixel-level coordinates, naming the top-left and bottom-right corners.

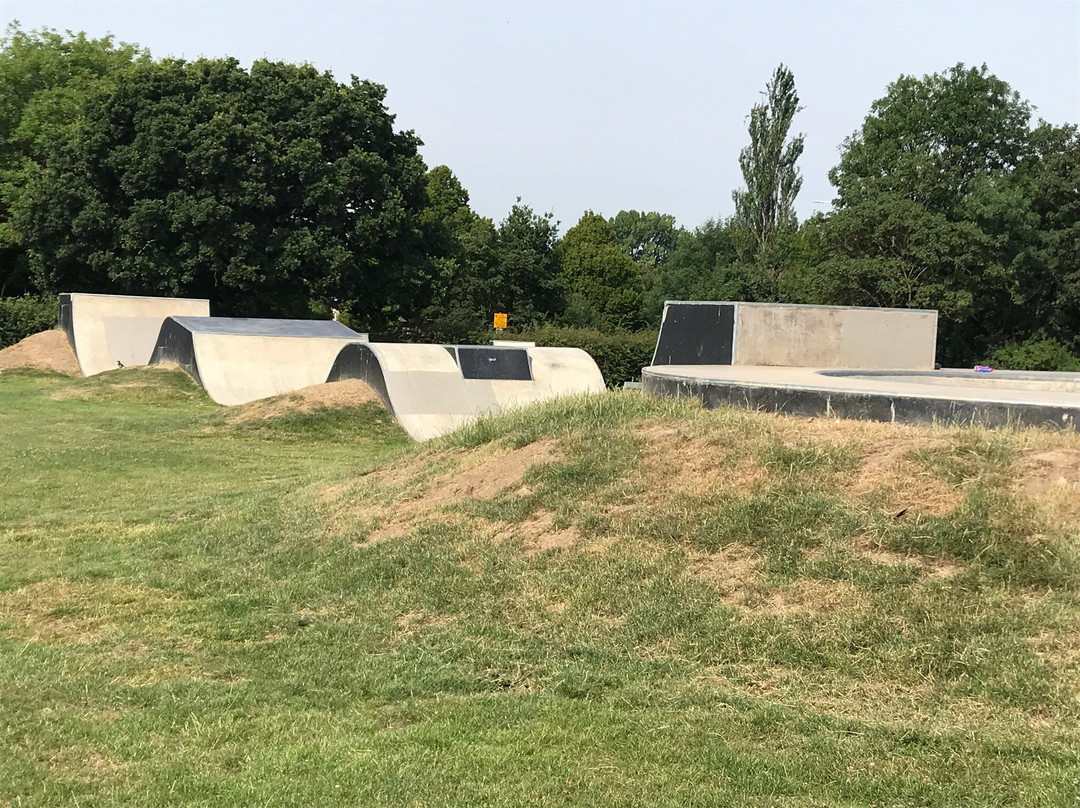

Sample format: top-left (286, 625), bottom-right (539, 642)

top-left (149, 317), bottom-right (366, 406)
top-left (327, 342), bottom-right (606, 440)
top-left (642, 365), bottom-right (1080, 429)
top-left (59, 293), bottom-right (210, 376)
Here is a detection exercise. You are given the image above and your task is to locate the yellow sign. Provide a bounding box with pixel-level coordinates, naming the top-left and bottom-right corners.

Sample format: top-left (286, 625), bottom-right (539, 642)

top-left (493, 312), bottom-right (508, 329)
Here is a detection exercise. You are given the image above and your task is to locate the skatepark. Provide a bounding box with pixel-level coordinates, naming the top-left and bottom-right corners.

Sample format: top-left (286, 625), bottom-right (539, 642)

top-left (7, 293), bottom-right (1080, 435)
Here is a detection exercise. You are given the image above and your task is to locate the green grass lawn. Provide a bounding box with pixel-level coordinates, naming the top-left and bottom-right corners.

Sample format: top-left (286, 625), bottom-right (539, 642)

top-left (1, 368), bottom-right (1078, 807)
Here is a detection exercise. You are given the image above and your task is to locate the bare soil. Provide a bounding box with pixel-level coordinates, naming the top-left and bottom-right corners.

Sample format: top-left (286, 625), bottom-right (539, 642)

top-left (0, 329), bottom-right (81, 375)
top-left (228, 379), bottom-right (381, 422)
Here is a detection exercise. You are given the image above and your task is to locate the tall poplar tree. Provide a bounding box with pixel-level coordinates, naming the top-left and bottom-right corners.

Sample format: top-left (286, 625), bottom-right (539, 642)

top-left (732, 64), bottom-right (805, 255)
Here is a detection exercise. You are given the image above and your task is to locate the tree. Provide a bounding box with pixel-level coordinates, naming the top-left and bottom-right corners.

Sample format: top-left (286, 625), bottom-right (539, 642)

top-left (560, 211), bottom-right (644, 331)
top-left (813, 64), bottom-right (1054, 364)
top-left (732, 64), bottom-right (805, 258)
top-left (417, 165), bottom-right (498, 340)
top-left (486, 201), bottom-right (562, 325)
top-left (0, 24), bottom-right (145, 295)
top-left (11, 57), bottom-right (431, 327)
top-left (830, 64), bottom-right (1032, 215)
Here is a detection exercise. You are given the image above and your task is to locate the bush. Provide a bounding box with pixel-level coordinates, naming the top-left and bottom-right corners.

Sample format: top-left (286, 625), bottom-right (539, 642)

top-left (495, 325), bottom-right (658, 387)
top-left (0, 295), bottom-right (57, 349)
top-left (987, 335), bottom-right (1080, 372)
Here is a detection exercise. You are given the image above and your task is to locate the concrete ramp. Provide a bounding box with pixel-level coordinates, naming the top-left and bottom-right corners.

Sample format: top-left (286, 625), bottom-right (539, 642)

top-left (59, 293), bottom-right (210, 376)
top-left (326, 343), bottom-right (606, 440)
top-left (150, 317), bottom-right (366, 406)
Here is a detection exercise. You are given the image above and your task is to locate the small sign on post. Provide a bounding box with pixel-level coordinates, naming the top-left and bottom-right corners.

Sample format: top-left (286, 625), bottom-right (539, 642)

top-left (493, 312), bottom-right (508, 330)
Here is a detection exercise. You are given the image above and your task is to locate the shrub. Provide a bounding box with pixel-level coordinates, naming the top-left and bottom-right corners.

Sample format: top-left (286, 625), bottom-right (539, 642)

top-left (495, 325), bottom-right (658, 387)
top-left (987, 335), bottom-right (1080, 372)
top-left (0, 295), bottom-right (57, 349)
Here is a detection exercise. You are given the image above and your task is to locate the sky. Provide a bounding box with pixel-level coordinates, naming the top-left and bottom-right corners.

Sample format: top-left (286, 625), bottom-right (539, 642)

top-left (4, 0), bottom-right (1079, 234)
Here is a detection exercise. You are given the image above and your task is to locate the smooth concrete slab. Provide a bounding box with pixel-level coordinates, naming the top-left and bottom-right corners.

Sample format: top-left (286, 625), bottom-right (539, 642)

top-left (149, 317), bottom-right (366, 406)
top-left (59, 293), bottom-right (210, 376)
top-left (327, 342), bottom-right (606, 441)
top-left (642, 364), bottom-right (1080, 429)
top-left (653, 301), bottom-right (938, 371)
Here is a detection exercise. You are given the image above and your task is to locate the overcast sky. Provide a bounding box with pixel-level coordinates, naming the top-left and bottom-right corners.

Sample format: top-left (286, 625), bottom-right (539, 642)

top-left (4, 1), bottom-right (1079, 233)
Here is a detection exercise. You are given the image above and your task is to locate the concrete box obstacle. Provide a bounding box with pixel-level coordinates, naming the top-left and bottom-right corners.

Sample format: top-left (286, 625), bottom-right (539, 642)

top-left (326, 342), bottom-right (606, 441)
top-left (59, 292), bottom-right (211, 376)
top-left (150, 317), bottom-right (366, 406)
top-left (652, 301), bottom-right (938, 370)
top-left (642, 301), bottom-right (1080, 429)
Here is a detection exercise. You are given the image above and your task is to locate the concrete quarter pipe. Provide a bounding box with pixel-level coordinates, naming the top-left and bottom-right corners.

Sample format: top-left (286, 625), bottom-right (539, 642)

top-left (59, 293), bottom-right (211, 376)
top-left (326, 342), bottom-right (606, 440)
top-left (150, 317), bottom-right (366, 406)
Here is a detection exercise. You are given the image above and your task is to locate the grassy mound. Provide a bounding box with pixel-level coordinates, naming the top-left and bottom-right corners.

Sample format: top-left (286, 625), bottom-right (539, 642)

top-left (1, 373), bottom-right (1078, 807)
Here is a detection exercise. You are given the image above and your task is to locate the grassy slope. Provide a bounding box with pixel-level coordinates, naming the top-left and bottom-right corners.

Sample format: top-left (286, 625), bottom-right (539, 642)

top-left (1, 369), bottom-right (1078, 807)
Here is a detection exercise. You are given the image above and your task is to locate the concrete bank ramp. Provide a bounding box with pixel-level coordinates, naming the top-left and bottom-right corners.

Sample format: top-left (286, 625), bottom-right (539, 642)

top-left (326, 343), bottom-right (606, 441)
top-left (60, 293), bottom-right (210, 376)
top-left (150, 317), bottom-right (366, 406)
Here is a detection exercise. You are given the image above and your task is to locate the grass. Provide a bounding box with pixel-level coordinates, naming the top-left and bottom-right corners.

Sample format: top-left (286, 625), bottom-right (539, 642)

top-left (2, 369), bottom-right (1079, 806)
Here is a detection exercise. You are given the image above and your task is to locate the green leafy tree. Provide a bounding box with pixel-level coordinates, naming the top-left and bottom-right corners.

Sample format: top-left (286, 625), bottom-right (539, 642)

top-left (830, 64), bottom-right (1031, 214)
top-left (815, 64), bottom-right (1053, 364)
top-left (0, 24), bottom-right (145, 295)
top-left (560, 211), bottom-right (645, 331)
top-left (486, 201), bottom-right (562, 326)
top-left (417, 165), bottom-right (498, 340)
top-left (12, 57), bottom-right (431, 327)
top-left (732, 64), bottom-right (805, 260)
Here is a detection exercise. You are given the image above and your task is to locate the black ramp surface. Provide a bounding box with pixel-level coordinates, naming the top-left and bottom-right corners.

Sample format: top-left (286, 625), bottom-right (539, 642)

top-left (167, 317), bottom-right (360, 338)
top-left (651, 302), bottom-right (735, 365)
top-left (149, 317), bottom-right (202, 386)
top-left (58, 294), bottom-right (74, 350)
top-left (326, 343), bottom-right (393, 412)
top-left (448, 346), bottom-right (533, 380)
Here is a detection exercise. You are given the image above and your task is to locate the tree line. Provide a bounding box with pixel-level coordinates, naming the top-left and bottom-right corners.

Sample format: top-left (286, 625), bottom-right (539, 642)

top-left (2, 24), bottom-right (1078, 368)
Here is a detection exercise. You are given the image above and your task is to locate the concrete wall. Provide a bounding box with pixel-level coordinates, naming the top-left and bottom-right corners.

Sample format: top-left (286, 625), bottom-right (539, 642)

top-left (732, 303), bottom-right (937, 369)
top-left (63, 293), bottom-right (210, 376)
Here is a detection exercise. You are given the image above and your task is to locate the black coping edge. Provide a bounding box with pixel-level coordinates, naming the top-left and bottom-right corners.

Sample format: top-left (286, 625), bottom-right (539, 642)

top-left (326, 343), bottom-right (395, 415)
top-left (149, 317), bottom-right (204, 388)
top-left (641, 369), bottom-right (1080, 431)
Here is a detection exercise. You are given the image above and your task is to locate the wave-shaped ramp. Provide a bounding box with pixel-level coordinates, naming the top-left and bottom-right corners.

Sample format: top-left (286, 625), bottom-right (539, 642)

top-left (326, 342), bottom-right (606, 440)
top-left (150, 317), bottom-right (366, 405)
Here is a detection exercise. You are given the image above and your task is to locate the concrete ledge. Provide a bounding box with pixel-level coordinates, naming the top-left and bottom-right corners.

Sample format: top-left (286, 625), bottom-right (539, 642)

top-left (641, 365), bottom-right (1080, 430)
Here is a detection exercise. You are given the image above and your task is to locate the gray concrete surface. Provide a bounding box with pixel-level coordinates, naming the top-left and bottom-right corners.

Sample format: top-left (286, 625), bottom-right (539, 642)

top-left (61, 293), bottom-right (210, 376)
top-left (642, 364), bottom-right (1080, 429)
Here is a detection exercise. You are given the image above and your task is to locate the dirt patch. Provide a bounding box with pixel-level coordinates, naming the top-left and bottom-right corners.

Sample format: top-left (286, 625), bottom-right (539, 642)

top-left (850, 437), bottom-right (959, 516)
top-left (422, 440), bottom-right (561, 506)
top-left (634, 423), bottom-right (766, 504)
top-left (0, 329), bottom-right (81, 375)
top-left (1014, 449), bottom-right (1080, 494)
top-left (1008, 449), bottom-right (1080, 525)
top-left (690, 542), bottom-right (760, 593)
top-left (734, 577), bottom-right (868, 617)
top-left (492, 509), bottom-right (579, 556)
top-left (228, 379), bottom-right (381, 422)
top-left (851, 535), bottom-right (967, 580)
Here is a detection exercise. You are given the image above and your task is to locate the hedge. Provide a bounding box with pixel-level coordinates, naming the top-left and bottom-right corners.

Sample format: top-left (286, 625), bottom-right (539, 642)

top-left (491, 325), bottom-right (658, 387)
top-left (0, 295), bottom-right (57, 349)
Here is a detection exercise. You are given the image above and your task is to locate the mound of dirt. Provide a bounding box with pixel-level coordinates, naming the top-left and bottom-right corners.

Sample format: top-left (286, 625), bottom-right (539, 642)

top-left (0, 330), bottom-right (81, 375)
top-left (228, 379), bottom-right (382, 422)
